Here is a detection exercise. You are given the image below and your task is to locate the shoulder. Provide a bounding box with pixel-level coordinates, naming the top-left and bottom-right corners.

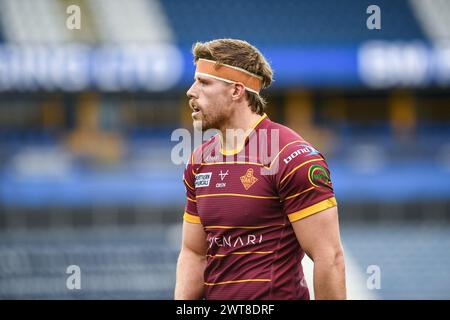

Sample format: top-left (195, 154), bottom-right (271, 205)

top-left (265, 120), bottom-right (304, 144)
top-left (188, 133), bottom-right (219, 167)
top-left (264, 120), bottom-right (323, 168)
top-left (184, 137), bottom-right (212, 186)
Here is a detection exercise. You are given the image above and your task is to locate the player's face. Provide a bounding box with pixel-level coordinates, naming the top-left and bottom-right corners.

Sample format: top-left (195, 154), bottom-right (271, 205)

top-left (187, 75), bottom-right (232, 131)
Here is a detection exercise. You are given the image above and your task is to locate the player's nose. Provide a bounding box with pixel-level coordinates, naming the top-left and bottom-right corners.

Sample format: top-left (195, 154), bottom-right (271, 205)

top-left (186, 82), bottom-right (198, 99)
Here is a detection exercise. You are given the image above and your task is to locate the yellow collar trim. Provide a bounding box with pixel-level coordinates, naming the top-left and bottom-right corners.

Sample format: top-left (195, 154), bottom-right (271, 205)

top-left (220, 113), bottom-right (268, 156)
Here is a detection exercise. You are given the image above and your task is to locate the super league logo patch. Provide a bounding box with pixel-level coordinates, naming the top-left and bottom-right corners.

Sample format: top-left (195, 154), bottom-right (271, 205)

top-left (308, 164), bottom-right (331, 187)
top-left (240, 168), bottom-right (258, 190)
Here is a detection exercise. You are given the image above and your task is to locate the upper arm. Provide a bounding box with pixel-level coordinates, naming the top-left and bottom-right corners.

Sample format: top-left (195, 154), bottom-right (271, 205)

top-left (181, 221), bottom-right (208, 256)
top-left (276, 142), bottom-right (337, 223)
top-left (291, 206), bottom-right (343, 261)
top-left (274, 142), bottom-right (342, 259)
top-left (181, 150), bottom-right (207, 255)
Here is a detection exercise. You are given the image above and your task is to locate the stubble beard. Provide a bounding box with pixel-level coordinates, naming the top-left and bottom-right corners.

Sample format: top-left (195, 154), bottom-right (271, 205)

top-left (193, 106), bottom-right (227, 132)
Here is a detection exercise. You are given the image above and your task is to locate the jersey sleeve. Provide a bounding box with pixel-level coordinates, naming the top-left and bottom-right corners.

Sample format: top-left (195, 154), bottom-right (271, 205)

top-left (275, 142), bottom-right (337, 223)
top-left (183, 152), bottom-right (202, 224)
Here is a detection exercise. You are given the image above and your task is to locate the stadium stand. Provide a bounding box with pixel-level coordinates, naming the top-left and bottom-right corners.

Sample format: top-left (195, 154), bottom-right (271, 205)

top-left (0, 0), bottom-right (70, 44)
top-left (0, 226), bottom-right (179, 299)
top-left (410, 0), bottom-right (450, 42)
top-left (85, 0), bottom-right (173, 43)
top-left (160, 0), bottom-right (426, 46)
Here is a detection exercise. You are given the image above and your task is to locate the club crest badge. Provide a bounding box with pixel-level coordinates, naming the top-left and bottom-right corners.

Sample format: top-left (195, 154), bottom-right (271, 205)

top-left (240, 168), bottom-right (258, 190)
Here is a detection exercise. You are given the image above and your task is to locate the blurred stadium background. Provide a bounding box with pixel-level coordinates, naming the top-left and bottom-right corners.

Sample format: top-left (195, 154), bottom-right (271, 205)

top-left (0, 0), bottom-right (450, 299)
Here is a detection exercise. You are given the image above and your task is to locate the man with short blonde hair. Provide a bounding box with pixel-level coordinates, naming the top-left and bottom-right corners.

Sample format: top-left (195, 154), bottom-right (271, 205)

top-left (175, 39), bottom-right (346, 300)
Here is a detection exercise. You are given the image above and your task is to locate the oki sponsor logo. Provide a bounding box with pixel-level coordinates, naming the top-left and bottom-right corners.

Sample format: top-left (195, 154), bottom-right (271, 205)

top-left (283, 144), bottom-right (319, 164)
top-left (207, 234), bottom-right (263, 249)
top-left (195, 172), bottom-right (212, 188)
top-left (219, 170), bottom-right (229, 181)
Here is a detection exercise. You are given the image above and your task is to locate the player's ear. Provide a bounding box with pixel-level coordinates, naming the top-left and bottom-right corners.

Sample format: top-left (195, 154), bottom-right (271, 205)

top-left (231, 82), bottom-right (246, 101)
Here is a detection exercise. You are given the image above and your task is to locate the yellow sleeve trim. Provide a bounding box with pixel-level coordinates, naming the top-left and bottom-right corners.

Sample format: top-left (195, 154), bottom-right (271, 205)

top-left (183, 212), bottom-right (201, 224)
top-left (183, 179), bottom-right (195, 191)
top-left (287, 197), bottom-right (337, 222)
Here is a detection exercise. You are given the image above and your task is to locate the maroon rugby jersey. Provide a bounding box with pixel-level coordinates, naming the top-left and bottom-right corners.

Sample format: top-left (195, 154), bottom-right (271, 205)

top-left (183, 113), bottom-right (337, 300)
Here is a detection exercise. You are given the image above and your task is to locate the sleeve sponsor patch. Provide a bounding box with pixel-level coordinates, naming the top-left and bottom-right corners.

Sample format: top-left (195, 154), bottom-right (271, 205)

top-left (283, 144), bottom-right (319, 164)
top-left (308, 164), bottom-right (331, 188)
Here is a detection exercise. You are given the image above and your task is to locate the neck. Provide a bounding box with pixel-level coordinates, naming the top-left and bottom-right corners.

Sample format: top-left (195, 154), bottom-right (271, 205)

top-left (219, 107), bottom-right (263, 155)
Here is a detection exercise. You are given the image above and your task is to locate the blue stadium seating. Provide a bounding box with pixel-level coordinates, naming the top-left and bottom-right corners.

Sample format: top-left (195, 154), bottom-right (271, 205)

top-left (342, 223), bottom-right (450, 299)
top-left (160, 0), bottom-right (426, 46)
top-left (0, 227), bottom-right (179, 299)
top-left (1, 223), bottom-right (449, 299)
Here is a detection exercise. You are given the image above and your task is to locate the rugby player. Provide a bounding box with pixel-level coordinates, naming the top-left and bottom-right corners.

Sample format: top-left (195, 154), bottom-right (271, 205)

top-left (174, 39), bottom-right (346, 300)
